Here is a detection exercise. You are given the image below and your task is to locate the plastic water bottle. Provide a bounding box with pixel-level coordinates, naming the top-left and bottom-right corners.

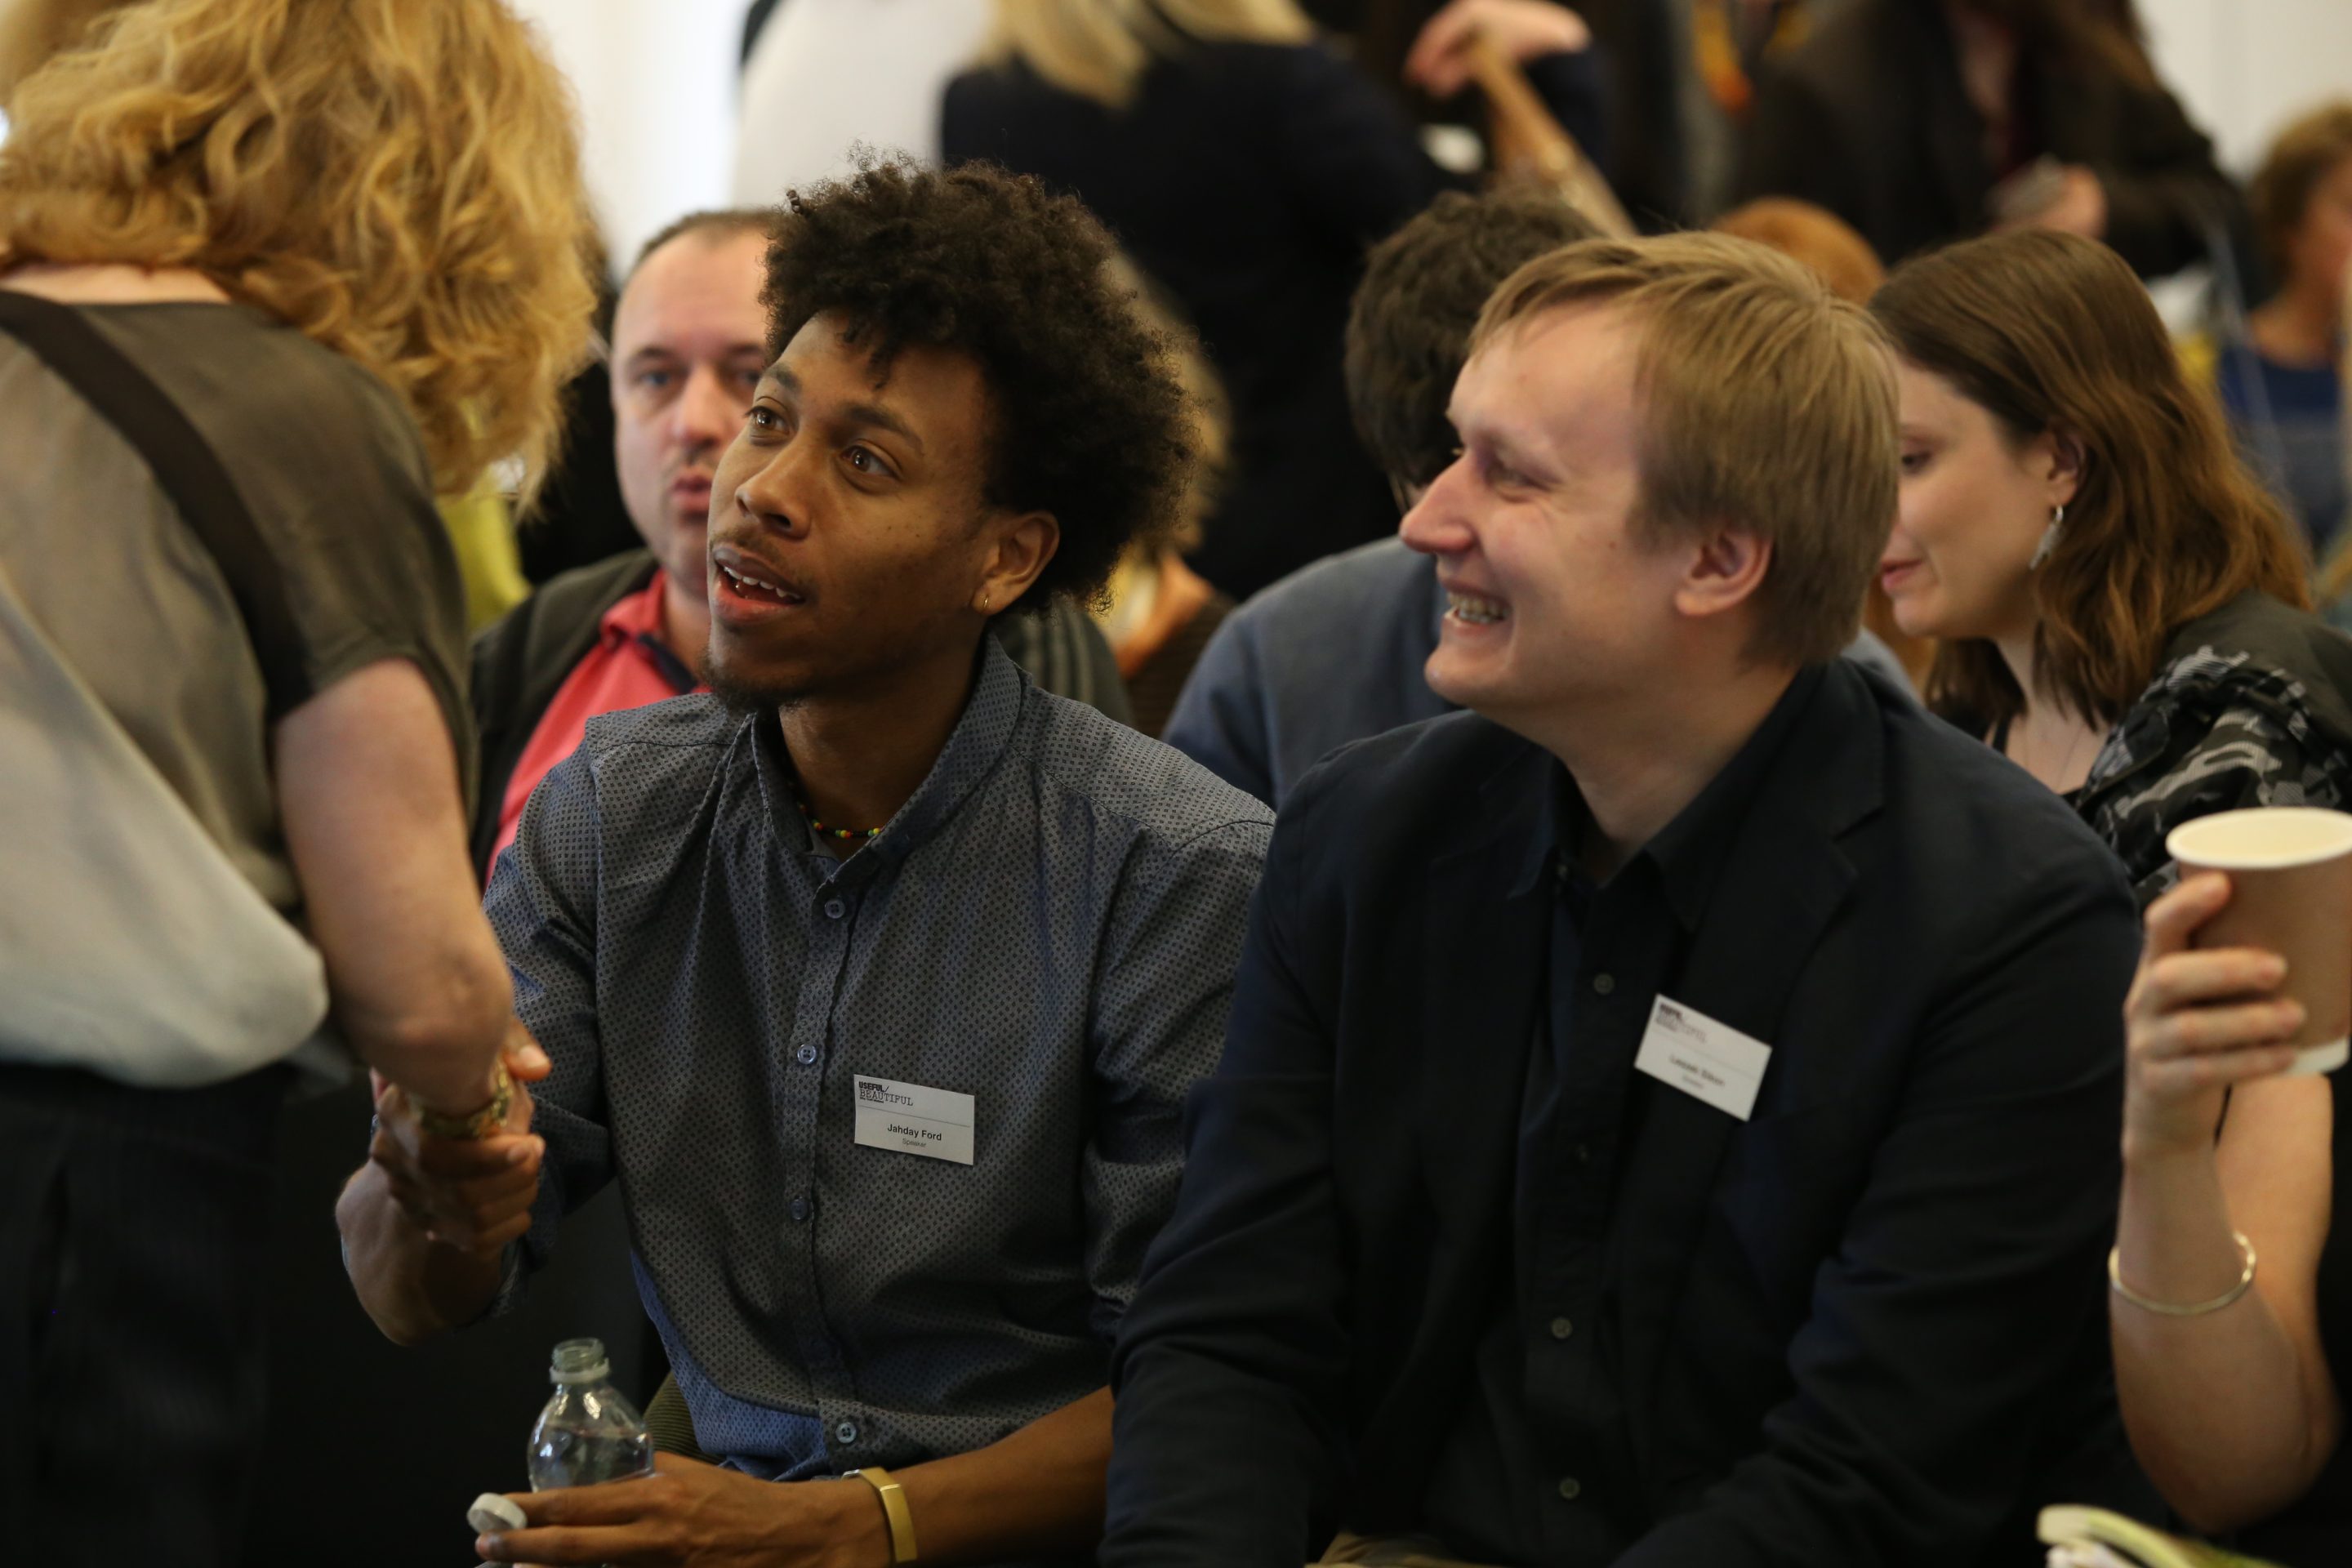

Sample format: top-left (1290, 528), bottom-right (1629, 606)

top-left (526, 1338), bottom-right (653, 1492)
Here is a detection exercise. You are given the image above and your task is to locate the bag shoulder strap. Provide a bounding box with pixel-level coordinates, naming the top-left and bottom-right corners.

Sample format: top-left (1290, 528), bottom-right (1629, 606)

top-left (0, 290), bottom-right (314, 719)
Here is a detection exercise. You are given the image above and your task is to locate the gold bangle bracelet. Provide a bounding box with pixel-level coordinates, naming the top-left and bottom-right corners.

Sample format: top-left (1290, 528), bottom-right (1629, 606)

top-left (846, 1465), bottom-right (918, 1565)
top-left (2108, 1231), bottom-right (2257, 1316)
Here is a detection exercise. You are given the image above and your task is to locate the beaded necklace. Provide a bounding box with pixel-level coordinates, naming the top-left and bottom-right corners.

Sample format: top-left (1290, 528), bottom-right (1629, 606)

top-left (795, 791), bottom-right (883, 844)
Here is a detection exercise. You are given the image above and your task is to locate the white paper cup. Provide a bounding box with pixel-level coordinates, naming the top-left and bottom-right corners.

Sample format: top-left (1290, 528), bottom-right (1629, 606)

top-left (2167, 807), bottom-right (2352, 1076)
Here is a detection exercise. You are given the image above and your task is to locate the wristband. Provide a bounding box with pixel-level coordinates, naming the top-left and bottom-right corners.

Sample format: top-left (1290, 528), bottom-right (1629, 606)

top-left (2108, 1230), bottom-right (2257, 1316)
top-left (414, 1059), bottom-right (514, 1142)
top-left (846, 1466), bottom-right (917, 1564)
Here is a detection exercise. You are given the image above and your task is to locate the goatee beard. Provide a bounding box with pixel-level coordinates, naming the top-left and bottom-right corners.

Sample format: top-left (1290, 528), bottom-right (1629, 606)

top-left (707, 649), bottom-right (810, 716)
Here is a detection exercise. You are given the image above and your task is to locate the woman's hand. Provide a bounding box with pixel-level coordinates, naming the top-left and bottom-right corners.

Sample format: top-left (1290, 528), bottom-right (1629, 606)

top-left (2122, 873), bottom-right (2305, 1163)
top-left (1405, 0), bottom-right (1591, 99)
top-left (1993, 163), bottom-right (2108, 238)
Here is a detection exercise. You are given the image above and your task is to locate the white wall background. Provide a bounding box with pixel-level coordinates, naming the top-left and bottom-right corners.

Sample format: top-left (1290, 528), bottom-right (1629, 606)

top-left (2137, 0), bottom-right (2352, 177)
top-left (508, 0), bottom-right (751, 274)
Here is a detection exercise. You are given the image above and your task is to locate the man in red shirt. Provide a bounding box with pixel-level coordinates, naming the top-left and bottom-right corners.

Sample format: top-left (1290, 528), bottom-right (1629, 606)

top-left (470, 209), bottom-right (767, 876)
top-left (470, 209), bottom-right (1131, 880)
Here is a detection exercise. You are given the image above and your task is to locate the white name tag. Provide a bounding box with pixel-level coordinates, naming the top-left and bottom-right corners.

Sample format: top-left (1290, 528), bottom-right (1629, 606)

top-left (1633, 996), bottom-right (1771, 1122)
top-left (852, 1076), bottom-right (975, 1165)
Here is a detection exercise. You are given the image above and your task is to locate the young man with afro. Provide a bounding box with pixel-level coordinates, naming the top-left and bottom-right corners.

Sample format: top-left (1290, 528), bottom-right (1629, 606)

top-left (336, 160), bottom-right (1272, 1567)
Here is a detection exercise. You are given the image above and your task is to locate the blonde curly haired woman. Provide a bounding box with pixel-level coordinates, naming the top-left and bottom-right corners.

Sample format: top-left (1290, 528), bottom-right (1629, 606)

top-left (0, 2), bottom-right (593, 1560)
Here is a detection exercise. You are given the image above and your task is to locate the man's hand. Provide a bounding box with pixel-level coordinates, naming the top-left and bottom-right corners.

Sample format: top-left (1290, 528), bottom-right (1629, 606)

top-left (372, 1023), bottom-right (552, 1259)
top-left (1405, 0), bottom-right (1590, 99)
top-left (474, 1454), bottom-right (889, 1568)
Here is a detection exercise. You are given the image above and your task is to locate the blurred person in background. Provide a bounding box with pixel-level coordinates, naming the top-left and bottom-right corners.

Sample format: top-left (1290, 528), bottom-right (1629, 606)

top-left (1738, 0), bottom-right (2242, 278)
top-left (1161, 187), bottom-right (1597, 804)
top-left (1871, 229), bottom-right (2352, 904)
top-left (2189, 103), bottom-right (2352, 564)
top-left (1713, 194), bottom-right (1933, 691)
top-left (0, 0), bottom-right (594, 1561)
top-left (471, 209), bottom-right (766, 879)
top-left (942, 0), bottom-right (1606, 600)
top-left (1709, 194), bottom-right (1883, 310)
top-left (1090, 263), bottom-right (1240, 737)
top-left (2105, 875), bottom-right (2346, 1566)
top-left (1291, 0), bottom-right (1842, 230)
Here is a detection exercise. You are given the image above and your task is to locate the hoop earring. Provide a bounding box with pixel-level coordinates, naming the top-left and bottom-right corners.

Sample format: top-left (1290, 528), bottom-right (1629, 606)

top-left (2029, 503), bottom-right (2065, 571)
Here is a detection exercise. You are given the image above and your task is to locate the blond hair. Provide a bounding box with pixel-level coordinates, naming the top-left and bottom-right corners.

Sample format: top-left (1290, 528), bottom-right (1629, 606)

top-left (984, 0), bottom-right (1312, 111)
top-left (0, 0), bottom-right (596, 499)
top-left (1472, 232), bottom-right (1898, 667)
top-left (0, 0), bottom-right (118, 104)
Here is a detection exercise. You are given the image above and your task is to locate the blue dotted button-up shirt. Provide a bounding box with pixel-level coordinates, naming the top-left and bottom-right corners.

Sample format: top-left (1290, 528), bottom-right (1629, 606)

top-left (487, 640), bottom-right (1271, 1479)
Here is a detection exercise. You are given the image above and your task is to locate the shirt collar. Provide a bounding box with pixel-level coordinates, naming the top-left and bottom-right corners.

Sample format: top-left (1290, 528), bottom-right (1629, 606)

top-left (1526, 663), bottom-right (1826, 931)
top-left (599, 570), bottom-right (671, 646)
top-left (751, 635), bottom-right (1030, 880)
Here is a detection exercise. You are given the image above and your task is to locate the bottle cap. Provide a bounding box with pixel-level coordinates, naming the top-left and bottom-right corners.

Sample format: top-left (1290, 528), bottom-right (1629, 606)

top-left (549, 1336), bottom-right (610, 1383)
top-left (467, 1493), bottom-right (528, 1534)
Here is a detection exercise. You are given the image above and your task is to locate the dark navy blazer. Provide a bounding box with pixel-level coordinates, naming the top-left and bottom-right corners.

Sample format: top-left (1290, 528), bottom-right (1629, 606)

top-left (1105, 659), bottom-right (2146, 1567)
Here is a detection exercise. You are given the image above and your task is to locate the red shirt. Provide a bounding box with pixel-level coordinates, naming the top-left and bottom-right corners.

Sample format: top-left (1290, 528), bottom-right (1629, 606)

top-left (492, 574), bottom-right (705, 866)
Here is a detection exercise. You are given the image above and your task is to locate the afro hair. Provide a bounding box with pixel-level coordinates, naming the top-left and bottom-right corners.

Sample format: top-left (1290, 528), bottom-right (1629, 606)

top-left (762, 157), bottom-right (1196, 616)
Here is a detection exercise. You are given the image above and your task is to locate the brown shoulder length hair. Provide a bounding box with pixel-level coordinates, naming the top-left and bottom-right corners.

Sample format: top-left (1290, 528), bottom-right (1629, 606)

top-left (1870, 229), bottom-right (2307, 731)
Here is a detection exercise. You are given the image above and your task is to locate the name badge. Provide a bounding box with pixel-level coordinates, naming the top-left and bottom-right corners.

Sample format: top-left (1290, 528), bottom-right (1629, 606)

top-left (853, 1076), bottom-right (975, 1165)
top-left (1633, 996), bottom-right (1771, 1122)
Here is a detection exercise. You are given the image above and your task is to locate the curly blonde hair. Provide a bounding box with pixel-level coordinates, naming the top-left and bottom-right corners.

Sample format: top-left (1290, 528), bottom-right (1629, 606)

top-left (0, 0), bottom-right (596, 497)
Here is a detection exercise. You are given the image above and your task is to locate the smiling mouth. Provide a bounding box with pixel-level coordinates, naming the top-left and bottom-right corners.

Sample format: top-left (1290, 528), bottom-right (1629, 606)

top-left (1446, 590), bottom-right (1509, 626)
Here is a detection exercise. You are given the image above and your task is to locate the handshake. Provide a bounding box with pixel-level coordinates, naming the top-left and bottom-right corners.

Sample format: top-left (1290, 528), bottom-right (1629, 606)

top-left (367, 1022), bottom-right (552, 1262)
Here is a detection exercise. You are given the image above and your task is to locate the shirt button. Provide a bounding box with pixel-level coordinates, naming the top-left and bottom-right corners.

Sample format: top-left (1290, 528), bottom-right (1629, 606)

top-left (835, 1420), bottom-right (859, 1446)
top-left (796, 1045), bottom-right (818, 1066)
top-left (789, 1195), bottom-right (809, 1223)
top-left (1558, 1477), bottom-right (1582, 1502)
top-left (1592, 973), bottom-right (1615, 996)
top-left (1575, 1143), bottom-right (1592, 1165)
top-left (1549, 1316), bottom-right (1574, 1340)
top-left (824, 898), bottom-right (847, 920)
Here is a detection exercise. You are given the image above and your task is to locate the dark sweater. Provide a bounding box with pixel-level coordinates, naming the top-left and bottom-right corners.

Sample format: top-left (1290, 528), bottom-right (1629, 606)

top-left (1737, 0), bottom-right (2246, 278)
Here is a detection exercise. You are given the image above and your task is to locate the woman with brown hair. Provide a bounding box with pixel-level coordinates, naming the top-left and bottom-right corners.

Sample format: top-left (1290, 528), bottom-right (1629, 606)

top-left (1874, 229), bottom-right (2350, 1564)
top-left (0, 1), bottom-right (592, 1560)
top-left (1870, 229), bottom-right (2352, 902)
